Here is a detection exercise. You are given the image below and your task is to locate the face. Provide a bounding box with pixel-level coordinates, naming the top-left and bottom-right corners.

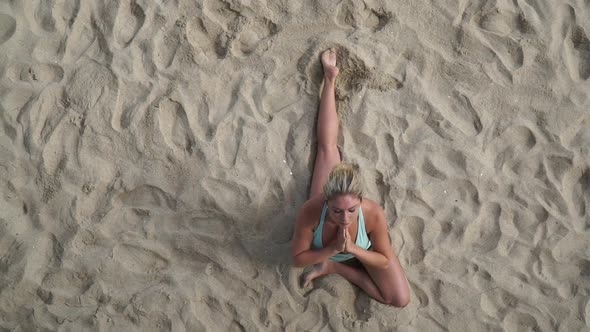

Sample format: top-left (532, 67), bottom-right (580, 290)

top-left (326, 194), bottom-right (361, 227)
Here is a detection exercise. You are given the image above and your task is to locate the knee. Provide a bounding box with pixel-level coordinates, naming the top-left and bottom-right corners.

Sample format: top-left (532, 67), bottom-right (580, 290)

top-left (387, 294), bottom-right (410, 308)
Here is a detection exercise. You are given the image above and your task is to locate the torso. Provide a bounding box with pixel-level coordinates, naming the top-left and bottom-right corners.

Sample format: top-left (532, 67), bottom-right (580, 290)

top-left (322, 223), bottom-right (355, 247)
top-left (318, 205), bottom-right (360, 246)
top-left (306, 194), bottom-right (376, 248)
top-left (292, 194), bottom-right (385, 265)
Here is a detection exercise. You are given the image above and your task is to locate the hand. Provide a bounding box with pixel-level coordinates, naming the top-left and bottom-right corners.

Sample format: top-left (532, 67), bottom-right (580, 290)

top-left (343, 228), bottom-right (354, 253)
top-left (332, 225), bottom-right (348, 252)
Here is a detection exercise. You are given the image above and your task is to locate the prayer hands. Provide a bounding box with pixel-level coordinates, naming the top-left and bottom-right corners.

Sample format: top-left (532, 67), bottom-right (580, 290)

top-left (333, 226), bottom-right (353, 253)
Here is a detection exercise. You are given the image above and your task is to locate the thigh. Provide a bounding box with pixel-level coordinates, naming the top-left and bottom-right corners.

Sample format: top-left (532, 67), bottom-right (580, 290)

top-left (309, 145), bottom-right (340, 198)
top-left (364, 257), bottom-right (410, 306)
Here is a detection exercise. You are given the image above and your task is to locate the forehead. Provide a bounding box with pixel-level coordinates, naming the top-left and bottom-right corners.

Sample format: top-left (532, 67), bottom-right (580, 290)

top-left (327, 194), bottom-right (361, 209)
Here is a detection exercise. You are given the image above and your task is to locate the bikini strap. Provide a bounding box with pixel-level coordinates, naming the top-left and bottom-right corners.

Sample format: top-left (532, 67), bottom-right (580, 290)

top-left (311, 202), bottom-right (329, 248)
top-left (319, 202), bottom-right (328, 227)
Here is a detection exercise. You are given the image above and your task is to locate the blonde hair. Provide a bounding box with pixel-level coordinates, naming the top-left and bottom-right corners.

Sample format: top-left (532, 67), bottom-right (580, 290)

top-left (323, 163), bottom-right (364, 200)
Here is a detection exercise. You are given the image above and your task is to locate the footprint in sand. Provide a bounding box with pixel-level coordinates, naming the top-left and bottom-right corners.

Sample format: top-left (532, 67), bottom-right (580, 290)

top-left (503, 311), bottom-right (545, 332)
top-left (112, 244), bottom-right (169, 274)
top-left (235, 17), bottom-right (278, 56)
top-left (472, 7), bottom-right (525, 72)
top-left (6, 63), bottom-right (64, 84)
top-left (0, 221), bottom-right (26, 280)
top-left (477, 7), bottom-right (532, 37)
top-left (400, 190), bottom-right (435, 220)
top-left (543, 155), bottom-right (572, 187)
top-left (63, 5), bottom-right (95, 63)
top-left (335, 0), bottom-right (392, 32)
top-left (113, 0), bottom-right (145, 48)
top-left (487, 125), bottom-right (536, 172)
top-left (116, 185), bottom-right (178, 212)
top-left (197, 0), bottom-right (279, 58)
top-left (421, 157), bottom-right (447, 181)
top-left (565, 24), bottom-right (590, 81)
top-left (201, 0), bottom-right (240, 58)
top-left (153, 20), bottom-right (183, 70)
top-left (40, 268), bottom-right (98, 305)
top-left (23, 232), bottom-right (62, 285)
top-left (463, 203), bottom-right (501, 254)
top-left (562, 115), bottom-right (590, 154)
top-left (562, 167), bottom-right (590, 221)
top-left (29, 85), bottom-right (67, 149)
top-left (51, 0), bottom-right (80, 33)
top-left (201, 178), bottom-right (252, 221)
top-left (480, 287), bottom-right (518, 319)
top-left (112, 79), bottom-right (151, 130)
top-left (156, 98), bottom-right (196, 155)
top-left (214, 116), bottom-right (244, 168)
top-left (422, 82), bottom-right (482, 137)
top-left (0, 13), bottom-right (16, 45)
top-left (376, 133), bottom-right (399, 174)
top-left (399, 217), bottom-right (425, 265)
top-left (553, 5), bottom-right (590, 81)
top-left (23, 0), bottom-right (56, 33)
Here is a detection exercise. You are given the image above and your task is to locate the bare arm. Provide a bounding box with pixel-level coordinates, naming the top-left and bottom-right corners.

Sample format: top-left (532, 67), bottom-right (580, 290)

top-left (291, 203), bottom-right (339, 267)
top-left (293, 245), bottom-right (339, 267)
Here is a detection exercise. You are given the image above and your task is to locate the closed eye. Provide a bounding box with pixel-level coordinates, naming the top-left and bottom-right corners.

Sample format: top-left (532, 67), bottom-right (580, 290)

top-left (348, 208), bottom-right (356, 213)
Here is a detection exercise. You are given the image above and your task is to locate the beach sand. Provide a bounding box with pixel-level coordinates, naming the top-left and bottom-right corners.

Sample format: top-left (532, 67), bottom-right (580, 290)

top-left (1, 0), bottom-right (589, 330)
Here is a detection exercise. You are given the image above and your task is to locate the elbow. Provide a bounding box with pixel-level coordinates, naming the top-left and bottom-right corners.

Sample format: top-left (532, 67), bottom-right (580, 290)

top-left (292, 255), bottom-right (305, 268)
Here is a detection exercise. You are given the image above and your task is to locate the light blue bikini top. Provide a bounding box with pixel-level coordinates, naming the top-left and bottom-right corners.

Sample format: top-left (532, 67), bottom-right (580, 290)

top-left (311, 202), bottom-right (372, 262)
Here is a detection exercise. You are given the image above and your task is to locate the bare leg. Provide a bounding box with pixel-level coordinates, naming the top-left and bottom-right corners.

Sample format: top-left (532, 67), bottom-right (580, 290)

top-left (304, 256), bottom-right (410, 307)
top-left (304, 261), bottom-right (389, 303)
top-left (365, 255), bottom-right (411, 307)
top-left (309, 48), bottom-right (341, 198)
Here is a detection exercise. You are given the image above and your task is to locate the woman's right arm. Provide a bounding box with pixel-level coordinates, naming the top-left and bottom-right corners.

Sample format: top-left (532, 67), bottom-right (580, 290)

top-left (291, 204), bottom-right (339, 267)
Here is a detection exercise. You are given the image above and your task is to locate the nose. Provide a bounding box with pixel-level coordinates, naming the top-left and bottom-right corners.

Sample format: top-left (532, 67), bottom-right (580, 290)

top-left (342, 211), bottom-right (354, 222)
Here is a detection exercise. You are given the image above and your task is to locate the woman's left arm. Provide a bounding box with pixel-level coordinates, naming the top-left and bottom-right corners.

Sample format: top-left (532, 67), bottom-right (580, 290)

top-left (347, 205), bottom-right (393, 270)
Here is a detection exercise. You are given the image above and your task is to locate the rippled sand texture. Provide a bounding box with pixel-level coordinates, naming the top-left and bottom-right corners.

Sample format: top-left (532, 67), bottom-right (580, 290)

top-left (1, 0), bottom-right (589, 330)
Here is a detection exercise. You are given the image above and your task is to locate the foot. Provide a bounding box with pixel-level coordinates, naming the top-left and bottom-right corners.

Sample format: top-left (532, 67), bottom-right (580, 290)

top-left (321, 48), bottom-right (339, 82)
top-left (303, 261), bottom-right (333, 287)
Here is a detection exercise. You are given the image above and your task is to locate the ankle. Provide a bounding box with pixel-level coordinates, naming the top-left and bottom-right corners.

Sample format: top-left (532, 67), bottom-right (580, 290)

top-left (323, 77), bottom-right (336, 86)
top-left (324, 260), bottom-right (335, 274)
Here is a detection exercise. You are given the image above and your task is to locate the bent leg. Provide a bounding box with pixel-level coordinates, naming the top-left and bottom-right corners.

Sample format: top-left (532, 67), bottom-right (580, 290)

top-left (365, 254), bottom-right (410, 307)
top-left (304, 256), bottom-right (409, 306)
top-left (304, 260), bottom-right (389, 304)
top-left (309, 48), bottom-right (341, 198)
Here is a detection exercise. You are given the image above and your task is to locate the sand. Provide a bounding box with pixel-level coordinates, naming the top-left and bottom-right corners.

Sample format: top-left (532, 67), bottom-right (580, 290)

top-left (1, 0), bottom-right (589, 330)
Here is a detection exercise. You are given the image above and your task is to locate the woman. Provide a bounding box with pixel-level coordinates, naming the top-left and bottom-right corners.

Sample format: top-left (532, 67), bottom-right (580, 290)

top-left (291, 48), bottom-right (410, 307)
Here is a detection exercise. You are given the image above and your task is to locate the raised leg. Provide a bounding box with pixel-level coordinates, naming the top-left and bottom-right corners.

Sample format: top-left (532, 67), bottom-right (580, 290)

top-left (309, 48), bottom-right (341, 198)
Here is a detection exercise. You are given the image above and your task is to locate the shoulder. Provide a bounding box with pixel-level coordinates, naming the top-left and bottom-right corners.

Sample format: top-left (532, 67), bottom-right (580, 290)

top-left (360, 198), bottom-right (384, 216)
top-left (360, 198), bottom-right (387, 229)
top-left (296, 194), bottom-right (326, 227)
